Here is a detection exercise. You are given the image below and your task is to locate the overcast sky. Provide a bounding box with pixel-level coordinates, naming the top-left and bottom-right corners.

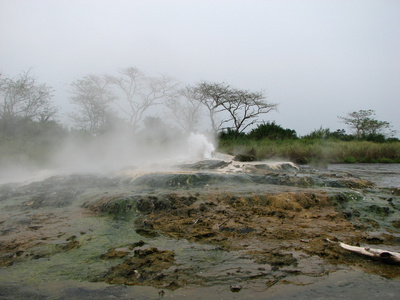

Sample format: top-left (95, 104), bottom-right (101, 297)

top-left (1, 0), bottom-right (399, 136)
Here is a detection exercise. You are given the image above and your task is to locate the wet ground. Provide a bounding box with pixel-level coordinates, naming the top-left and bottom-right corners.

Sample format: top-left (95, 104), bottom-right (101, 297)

top-left (0, 157), bottom-right (399, 299)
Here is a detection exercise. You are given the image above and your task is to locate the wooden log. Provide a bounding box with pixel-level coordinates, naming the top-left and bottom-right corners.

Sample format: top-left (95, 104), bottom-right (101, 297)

top-left (327, 239), bottom-right (400, 265)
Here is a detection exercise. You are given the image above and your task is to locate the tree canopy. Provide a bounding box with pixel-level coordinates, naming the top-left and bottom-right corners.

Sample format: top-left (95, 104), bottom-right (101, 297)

top-left (0, 70), bottom-right (58, 123)
top-left (70, 74), bottom-right (116, 135)
top-left (338, 109), bottom-right (393, 138)
top-left (194, 81), bottom-right (278, 138)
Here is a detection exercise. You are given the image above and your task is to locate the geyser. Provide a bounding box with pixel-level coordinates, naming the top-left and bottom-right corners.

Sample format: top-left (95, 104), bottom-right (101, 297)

top-left (187, 133), bottom-right (215, 159)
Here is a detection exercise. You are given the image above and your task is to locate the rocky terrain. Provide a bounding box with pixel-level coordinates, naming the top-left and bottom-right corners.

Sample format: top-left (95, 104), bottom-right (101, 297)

top-left (0, 157), bottom-right (399, 299)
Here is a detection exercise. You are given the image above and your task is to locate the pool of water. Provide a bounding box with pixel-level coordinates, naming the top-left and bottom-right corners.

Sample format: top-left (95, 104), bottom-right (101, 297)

top-left (327, 163), bottom-right (400, 188)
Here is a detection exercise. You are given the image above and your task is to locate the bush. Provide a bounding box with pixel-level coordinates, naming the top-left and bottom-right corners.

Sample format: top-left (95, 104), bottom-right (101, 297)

top-left (247, 122), bottom-right (297, 140)
top-left (330, 129), bottom-right (355, 141)
top-left (364, 133), bottom-right (386, 143)
top-left (303, 127), bottom-right (331, 140)
top-left (219, 128), bottom-right (246, 140)
top-left (0, 118), bottom-right (67, 167)
top-left (344, 156), bottom-right (357, 163)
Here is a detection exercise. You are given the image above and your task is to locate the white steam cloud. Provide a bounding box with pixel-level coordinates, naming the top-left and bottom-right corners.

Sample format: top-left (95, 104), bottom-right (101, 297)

top-left (0, 127), bottom-right (217, 184)
top-left (188, 133), bottom-right (215, 160)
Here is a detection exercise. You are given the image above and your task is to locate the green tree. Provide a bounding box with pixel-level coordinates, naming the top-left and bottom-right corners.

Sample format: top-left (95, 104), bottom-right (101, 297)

top-left (248, 122), bottom-right (297, 140)
top-left (338, 109), bottom-right (393, 138)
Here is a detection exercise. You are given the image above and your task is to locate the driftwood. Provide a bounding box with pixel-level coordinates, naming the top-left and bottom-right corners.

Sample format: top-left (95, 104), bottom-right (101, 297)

top-left (327, 239), bottom-right (400, 265)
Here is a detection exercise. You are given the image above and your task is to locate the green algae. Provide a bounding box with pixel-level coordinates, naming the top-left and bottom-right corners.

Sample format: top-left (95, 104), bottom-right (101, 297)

top-left (0, 215), bottom-right (145, 283)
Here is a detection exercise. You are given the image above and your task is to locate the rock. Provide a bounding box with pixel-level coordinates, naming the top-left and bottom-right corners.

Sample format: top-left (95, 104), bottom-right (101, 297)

top-left (254, 251), bottom-right (297, 266)
top-left (128, 240), bottom-right (146, 250)
top-left (178, 160), bottom-right (231, 170)
top-left (135, 228), bottom-right (159, 237)
top-left (100, 248), bottom-right (131, 259)
top-left (100, 247), bottom-right (177, 288)
top-left (392, 220), bottom-right (400, 228)
top-left (230, 284), bottom-right (242, 292)
top-left (254, 162), bottom-right (300, 172)
top-left (57, 236), bottom-right (81, 251)
top-left (391, 188), bottom-right (400, 196)
top-left (233, 154), bottom-right (255, 162)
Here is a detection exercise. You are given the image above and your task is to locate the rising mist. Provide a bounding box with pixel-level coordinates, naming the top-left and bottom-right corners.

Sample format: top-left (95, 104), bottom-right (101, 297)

top-left (0, 121), bottom-right (217, 184)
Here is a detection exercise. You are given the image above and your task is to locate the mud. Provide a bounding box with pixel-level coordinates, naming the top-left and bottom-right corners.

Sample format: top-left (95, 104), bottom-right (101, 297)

top-left (0, 158), bottom-right (399, 299)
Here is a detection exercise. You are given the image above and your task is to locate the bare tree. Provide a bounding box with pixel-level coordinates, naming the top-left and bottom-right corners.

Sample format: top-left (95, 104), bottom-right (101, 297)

top-left (0, 70), bottom-right (58, 123)
top-left (221, 88), bottom-right (278, 139)
top-left (194, 81), bottom-right (278, 138)
top-left (108, 67), bottom-right (177, 129)
top-left (165, 85), bottom-right (204, 134)
top-left (70, 75), bottom-right (116, 135)
top-left (194, 81), bottom-right (231, 133)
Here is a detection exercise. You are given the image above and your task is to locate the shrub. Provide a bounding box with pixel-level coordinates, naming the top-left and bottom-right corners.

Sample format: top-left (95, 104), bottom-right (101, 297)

top-left (344, 156), bottom-right (357, 163)
top-left (0, 119), bottom-right (67, 167)
top-left (303, 127), bottom-right (331, 140)
top-left (247, 122), bottom-right (297, 140)
top-left (219, 128), bottom-right (246, 140)
top-left (378, 158), bottom-right (394, 163)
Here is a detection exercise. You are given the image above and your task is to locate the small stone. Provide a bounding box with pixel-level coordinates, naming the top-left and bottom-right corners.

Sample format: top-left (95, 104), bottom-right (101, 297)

top-left (233, 154), bottom-right (254, 162)
top-left (230, 284), bottom-right (242, 292)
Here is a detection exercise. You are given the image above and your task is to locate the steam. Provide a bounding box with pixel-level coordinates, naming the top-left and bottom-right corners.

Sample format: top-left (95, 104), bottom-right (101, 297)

top-left (51, 131), bottom-right (216, 172)
top-left (0, 127), bottom-right (217, 184)
top-left (188, 133), bottom-right (215, 159)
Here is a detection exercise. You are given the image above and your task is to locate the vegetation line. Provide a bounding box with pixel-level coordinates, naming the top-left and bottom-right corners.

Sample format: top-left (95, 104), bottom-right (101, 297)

top-left (218, 138), bottom-right (400, 164)
top-left (218, 122), bottom-right (400, 164)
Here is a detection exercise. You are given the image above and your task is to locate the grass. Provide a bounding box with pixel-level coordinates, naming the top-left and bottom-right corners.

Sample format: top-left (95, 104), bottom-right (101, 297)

top-left (217, 139), bottom-right (400, 164)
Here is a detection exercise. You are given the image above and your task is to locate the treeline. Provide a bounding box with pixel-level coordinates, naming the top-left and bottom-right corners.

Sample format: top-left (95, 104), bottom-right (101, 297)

top-left (218, 122), bottom-right (400, 164)
top-left (0, 68), bottom-right (399, 167)
top-left (0, 68), bottom-right (277, 167)
top-left (219, 122), bottom-right (399, 143)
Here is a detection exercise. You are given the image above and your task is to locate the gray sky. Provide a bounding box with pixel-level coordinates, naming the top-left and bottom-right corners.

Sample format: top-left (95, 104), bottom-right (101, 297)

top-left (1, 0), bottom-right (399, 136)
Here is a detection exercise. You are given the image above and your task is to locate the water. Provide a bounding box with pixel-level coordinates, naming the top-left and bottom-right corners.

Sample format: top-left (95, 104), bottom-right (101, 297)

top-left (327, 163), bottom-right (400, 188)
